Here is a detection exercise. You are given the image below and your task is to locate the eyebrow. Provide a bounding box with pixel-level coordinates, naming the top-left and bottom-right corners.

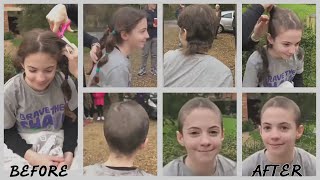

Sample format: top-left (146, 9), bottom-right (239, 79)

top-left (27, 65), bottom-right (55, 70)
top-left (187, 125), bottom-right (220, 130)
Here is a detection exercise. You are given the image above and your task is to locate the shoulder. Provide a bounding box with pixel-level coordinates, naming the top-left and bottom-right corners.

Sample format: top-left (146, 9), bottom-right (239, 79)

top-left (217, 154), bottom-right (237, 175)
top-left (296, 147), bottom-right (316, 164)
top-left (4, 73), bottom-right (23, 97)
top-left (242, 150), bottom-right (264, 176)
top-left (164, 49), bottom-right (182, 61)
top-left (201, 55), bottom-right (231, 73)
top-left (247, 50), bottom-right (263, 65)
top-left (163, 157), bottom-right (184, 176)
top-left (83, 164), bottom-right (104, 176)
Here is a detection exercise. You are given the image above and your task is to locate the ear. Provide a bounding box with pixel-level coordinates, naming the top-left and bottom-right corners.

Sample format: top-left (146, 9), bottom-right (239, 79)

top-left (120, 31), bottom-right (129, 41)
top-left (296, 125), bottom-right (304, 140)
top-left (258, 125), bottom-right (262, 135)
top-left (176, 131), bottom-right (185, 146)
top-left (139, 138), bottom-right (148, 150)
top-left (21, 63), bottom-right (25, 70)
top-left (181, 28), bottom-right (187, 41)
top-left (266, 33), bottom-right (274, 45)
top-left (221, 128), bottom-right (225, 141)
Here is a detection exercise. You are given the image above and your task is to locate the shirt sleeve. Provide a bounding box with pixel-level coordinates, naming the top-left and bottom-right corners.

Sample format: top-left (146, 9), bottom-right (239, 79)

top-left (102, 66), bottom-right (130, 87)
top-left (243, 53), bottom-right (260, 87)
top-left (67, 78), bottom-right (78, 111)
top-left (62, 108), bottom-right (78, 154)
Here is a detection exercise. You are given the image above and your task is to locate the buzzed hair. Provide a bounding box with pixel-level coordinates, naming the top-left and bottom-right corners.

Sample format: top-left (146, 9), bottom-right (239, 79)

top-left (261, 96), bottom-right (301, 126)
top-left (104, 100), bottom-right (149, 155)
top-left (177, 97), bottom-right (222, 133)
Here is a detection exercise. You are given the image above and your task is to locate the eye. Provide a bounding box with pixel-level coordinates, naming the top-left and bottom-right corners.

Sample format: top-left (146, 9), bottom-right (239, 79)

top-left (280, 126), bottom-right (289, 131)
top-left (263, 126), bottom-right (271, 131)
top-left (188, 131), bottom-right (200, 137)
top-left (283, 43), bottom-right (291, 47)
top-left (45, 70), bottom-right (53, 73)
top-left (29, 69), bottom-right (36, 73)
top-left (209, 131), bottom-right (218, 136)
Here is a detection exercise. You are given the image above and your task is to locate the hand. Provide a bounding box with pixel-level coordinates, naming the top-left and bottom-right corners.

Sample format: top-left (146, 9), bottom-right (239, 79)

top-left (90, 44), bottom-right (101, 63)
top-left (62, 43), bottom-right (78, 78)
top-left (46, 4), bottom-right (74, 33)
top-left (261, 4), bottom-right (274, 12)
top-left (252, 15), bottom-right (269, 41)
top-left (24, 149), bottom-right (65, 167)
top-left (57, 152), bottom-right (74, 170)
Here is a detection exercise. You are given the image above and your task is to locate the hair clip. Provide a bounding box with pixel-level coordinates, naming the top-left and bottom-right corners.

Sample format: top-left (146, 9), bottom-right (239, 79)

top-left (111, 30), bottom-right (117, 35)
top-left (96, 67), bottom-right (100, 73)
top-left (105, 52), bottom-right (109, 56)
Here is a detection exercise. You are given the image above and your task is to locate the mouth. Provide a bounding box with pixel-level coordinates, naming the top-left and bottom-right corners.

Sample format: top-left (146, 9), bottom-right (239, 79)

top-left (268, 143), bottom-right (285, 148)
top-left (197, 149), bottom-right (214, 152)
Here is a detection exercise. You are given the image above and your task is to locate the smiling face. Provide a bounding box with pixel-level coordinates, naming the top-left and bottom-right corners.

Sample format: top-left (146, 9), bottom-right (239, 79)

top-left (177, 108), bottom-right (224, 163)
top-left (260, 107), bottom-right (304, 157)
top-left (123, 18), bottom-right (149, 50)
top-left (268, 29), bottom-right (302, 60)
top-left (22, 52), bottom-right (57, 91)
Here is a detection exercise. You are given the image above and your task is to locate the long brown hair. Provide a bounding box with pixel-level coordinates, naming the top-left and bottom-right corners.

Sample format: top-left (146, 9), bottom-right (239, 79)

top-left (14, 29), bottom-right (76, 121)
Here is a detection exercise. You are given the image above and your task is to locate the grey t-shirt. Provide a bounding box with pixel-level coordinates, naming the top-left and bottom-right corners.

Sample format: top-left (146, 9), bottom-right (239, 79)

top-left (243, 49), bottom-right (304, 87)
top-left (242, 147), bottom-right (316, 176)
top-left (4, 72), bottom-right (78, 133)
top-left (88, 48), bottom-right (131, 87)
top-left (83, 164), bottom-right (153, 176)
top-left (163, 154), bottom-right (236, 176)
top-left (164, 49), bottom-right (233, 87)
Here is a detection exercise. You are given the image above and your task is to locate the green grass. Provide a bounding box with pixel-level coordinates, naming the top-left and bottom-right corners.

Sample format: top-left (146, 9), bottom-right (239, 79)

top-left (64, 31), bottom-right (78, 45)
top-left (11, 38), bottom-right (22, 47)
top-left (223, 117), bottom-right (236, 132)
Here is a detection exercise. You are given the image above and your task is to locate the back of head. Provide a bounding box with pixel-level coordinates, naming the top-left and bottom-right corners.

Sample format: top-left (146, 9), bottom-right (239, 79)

top-left (104, 100), bottom-right (149, 155)
top-left (177, 97), bottom-right (222, 132)
top-left (268, 6), bottom-right (302, 40)
top-left (261, 96), bottom-right (301, 126)
top-left (177, 4), bottom-right (216, 55)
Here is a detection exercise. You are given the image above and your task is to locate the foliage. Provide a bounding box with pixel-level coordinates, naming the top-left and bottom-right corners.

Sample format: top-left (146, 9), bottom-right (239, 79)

top-left (17, 5), bottom-right (54, 33)
top-left (4, 54), bottom-right (17, 83)
top-left (242, 119), bottom-right (255, 132)
top-left (4, 32), bottom-right (14, 40)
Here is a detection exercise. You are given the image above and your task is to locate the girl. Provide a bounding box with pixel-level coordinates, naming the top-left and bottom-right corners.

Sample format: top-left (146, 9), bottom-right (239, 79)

top-left (242, 96), bottom-right (316, 176)
top-left (87, 6), bottom-right (149, 87)
top-left (164, 4), bottom-right (233, 87)
top-left (163, 97), bottom-right (236, 176)
top-left (4, 29), bottom-right (78, 169)
top-left (243, 7), bottom-right (305, 87)
top-left (92, 93), bottom-right (106, 121)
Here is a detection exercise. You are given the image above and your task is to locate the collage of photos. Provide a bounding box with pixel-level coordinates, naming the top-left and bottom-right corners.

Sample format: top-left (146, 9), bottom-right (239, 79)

top-left (1, 1), bottom-right (318, 178)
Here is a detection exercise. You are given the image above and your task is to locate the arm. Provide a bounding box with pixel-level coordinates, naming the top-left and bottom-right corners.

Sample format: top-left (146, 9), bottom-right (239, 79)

top-left (242, 4), bottom-right (265, 51)
top-left (293, 73), bottom-right (304, 87)
top-left (62, 108), bottom-right (78, 154)
top-left (65, 4), bottom-right (78, 25)
top-left (103, 66), bottom-right (130, 87)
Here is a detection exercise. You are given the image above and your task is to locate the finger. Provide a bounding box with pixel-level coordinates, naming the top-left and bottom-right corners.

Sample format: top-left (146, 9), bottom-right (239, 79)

top-left (260, 15), bottom-right (269, 22)
top-left (90, 52), bottom-right (98, 62)
top-left (49, 156), bottom-right (65, 162)
top-left (52, 22), bottom-right (61, 33)
top-left (67, 26), bottom-right (74, 33)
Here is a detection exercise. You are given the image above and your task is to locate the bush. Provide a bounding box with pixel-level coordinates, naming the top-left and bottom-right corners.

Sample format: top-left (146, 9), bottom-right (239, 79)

top-left (242, 119), bottom-right (255, 132)
top-left (4, 32), bottom-right (14, 40)
top-left (4, 54), bottom-right (17, 83)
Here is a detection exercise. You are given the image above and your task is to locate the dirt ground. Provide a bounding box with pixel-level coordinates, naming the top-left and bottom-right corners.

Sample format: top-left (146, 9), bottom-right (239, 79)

top-left (163, 21), bottom-right (236, 82)
top-left (84, 49), bottom-right (157, 87)
top-left (83, 114), bottom-right (158, 175)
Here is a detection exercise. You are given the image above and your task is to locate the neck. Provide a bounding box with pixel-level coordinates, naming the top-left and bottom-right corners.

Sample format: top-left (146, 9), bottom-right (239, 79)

top-left (265, 148), bottom-right (295, 164)
top-left (116, 43), bottom-right (131, 57)
top-left (104, 152), bottom-right (135, 167)
top-left (185, 155), bottom-right (217, 176)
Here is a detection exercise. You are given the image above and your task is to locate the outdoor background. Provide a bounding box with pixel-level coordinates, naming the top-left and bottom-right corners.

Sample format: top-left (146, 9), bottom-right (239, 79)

top-left (163, 93), bottom-right (237, 166)
top-left (163, 4), bottom-right (236, 85)
top-left (242, 4), bottom-right (316, 87)
top-left (4, 4), bottom-right (78, 83)
top-left (83, 93), bottom-right (157, 175)
top-left (83, 4), bottom-right (157, 87)
top-left (242, 93), bottom-right (316, 160)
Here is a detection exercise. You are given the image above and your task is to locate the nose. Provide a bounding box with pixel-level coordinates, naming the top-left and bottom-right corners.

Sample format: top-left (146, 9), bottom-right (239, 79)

top-left (270, 128), bottom-right (281, 140)
top-left (36, 72), bottom-right (47, 83)
top-left (288, 46), bottom-right (297, 54)
top-left (145, 31), bottom-right (150, 39)
top-left (200, 133), bottom-right (211, 147)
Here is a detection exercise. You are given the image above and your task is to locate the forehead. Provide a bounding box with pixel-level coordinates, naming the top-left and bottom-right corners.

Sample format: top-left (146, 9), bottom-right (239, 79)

top-left (183, 108), bottom-right (221, 129)
top-left (261, 107), bottom-right (296, 125)
top-left (274, 29), bottom-right (302, 43)
top-left (133, 18), bottom-right (147, 30)
top-left (24, 52), bottom-right (57, 66)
